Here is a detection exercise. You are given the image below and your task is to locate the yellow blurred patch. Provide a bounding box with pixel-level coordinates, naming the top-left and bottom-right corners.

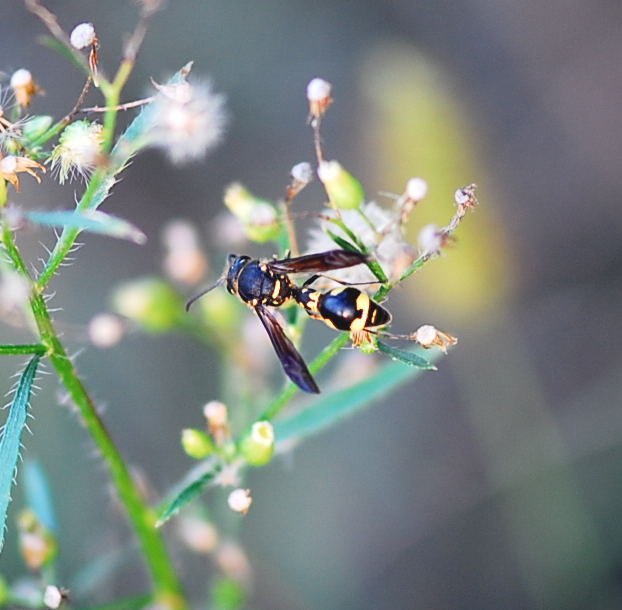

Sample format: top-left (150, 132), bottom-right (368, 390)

top-left (360, 43), bottom-right (514, 321)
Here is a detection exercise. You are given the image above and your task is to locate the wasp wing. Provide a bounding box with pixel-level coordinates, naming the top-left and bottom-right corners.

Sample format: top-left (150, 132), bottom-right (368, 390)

top-left (255, 304), bottom-right (320, 394)
top-left (268, 249), bottom-right (367, 274)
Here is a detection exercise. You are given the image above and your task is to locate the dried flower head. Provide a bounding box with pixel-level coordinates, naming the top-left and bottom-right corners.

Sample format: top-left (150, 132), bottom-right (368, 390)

top-left (203, 400), bottom-right (230, 444)
top-left (306, 77), bottom-right (332, 118)
top-left (406, 177), bottom-right (428, 202)
top-left (0, 154), bottom-right (46, 190)
top-left (43, 585), bottom-right (68, 609)
top-left (412, 324), bottom-right (457, 353)
top-left (50, 120), bottom-right (103, 184)
top-left (227, 488), bottom-right (253, 514)
top-left (10, 69), bottom-right (40, 107)
top-left (149, 79), bottom-right (227, 164)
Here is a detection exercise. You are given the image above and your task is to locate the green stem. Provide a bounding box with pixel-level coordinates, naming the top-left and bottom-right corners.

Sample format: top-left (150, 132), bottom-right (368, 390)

top-left (2, 229), bottom-right (186, 609)
top-left (0, 344), bottom-right (46, 355)
top-left (260, 332), bottom-right (350, 421)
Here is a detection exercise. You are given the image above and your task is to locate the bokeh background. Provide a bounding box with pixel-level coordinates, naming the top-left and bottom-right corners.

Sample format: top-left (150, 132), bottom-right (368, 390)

top-left (1, 1), bottom-right (622, 608)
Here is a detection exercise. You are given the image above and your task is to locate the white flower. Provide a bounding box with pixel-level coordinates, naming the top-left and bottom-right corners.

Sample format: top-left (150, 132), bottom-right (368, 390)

top-left (50, 121), bottom-right (103, 184)
top-left (413, 324), bottom-right (457, 353)
top-left (70, 23), bottom-right (96, 50)
top-left (10, 69), bottom-right (39, 107)
top-left (227, 488), bottom-right (252, 514)
top-left (250, 421), bottom-right (274, 447)
top-left (149, 80), bottom-right (227, 164)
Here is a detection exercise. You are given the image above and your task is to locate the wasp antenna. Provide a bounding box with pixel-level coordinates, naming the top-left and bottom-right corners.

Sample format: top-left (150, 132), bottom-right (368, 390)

top-left (185, 278), bottom-right (224, 311)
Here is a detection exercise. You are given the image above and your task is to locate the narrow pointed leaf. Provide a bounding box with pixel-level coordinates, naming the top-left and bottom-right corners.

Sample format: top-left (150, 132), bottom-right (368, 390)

top-left (325, 229), bottom-right (359, 253)
top-left (377, 341), bottom-right (436, 370)
top-left (0, 355), bottom-right (41, 551)
top-left (26, 210), bottom-right (147, 245)
top-left (274, 349), bottom-right (441, 442)
top-left (156, 462), bottom-right (220, 527)
top-left (23, 461), bottom-right (57, 534)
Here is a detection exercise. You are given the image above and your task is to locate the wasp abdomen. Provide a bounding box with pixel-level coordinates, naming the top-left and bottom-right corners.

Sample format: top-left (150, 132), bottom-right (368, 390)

top-left (317, 287), bottom-right (391, 332)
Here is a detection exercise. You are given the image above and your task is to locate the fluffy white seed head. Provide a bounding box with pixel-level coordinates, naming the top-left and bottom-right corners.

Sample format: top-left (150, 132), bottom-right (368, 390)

top-left (70, 22), bottom-right (96, 49)
top-left (228, 488), bottom-right (253, 514)
top-left (306, 78), bottom-right (332, 102)
top-left (50, 121), bottom-right (103, 184)
top-left (150, 80), bottom-right (227, 165)
top-left (406, 177), bottom-right (428, 201)
top-left (417, 223), bottom-right (443, 253)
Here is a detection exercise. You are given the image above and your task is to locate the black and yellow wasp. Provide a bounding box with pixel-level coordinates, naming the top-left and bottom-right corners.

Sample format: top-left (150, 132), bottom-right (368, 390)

top-left (186, 250), bottom-right (391, 393)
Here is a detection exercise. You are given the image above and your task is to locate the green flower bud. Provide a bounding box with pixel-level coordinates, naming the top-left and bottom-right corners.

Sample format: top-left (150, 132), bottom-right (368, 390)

top-left (112, 276), bottom-right (184, 333)
top-left (317, 160), bottom-right (365, 210)
top-left (22, 115), bottom-right (53, 141)
top-left (223, 182), bottom-right (280, 243)
top-left (181, 428), bottom-right (215, 459)
top-left (211, 577), bottom-right (246, 610)
top-left (239, 420), bottom-right (274, 466)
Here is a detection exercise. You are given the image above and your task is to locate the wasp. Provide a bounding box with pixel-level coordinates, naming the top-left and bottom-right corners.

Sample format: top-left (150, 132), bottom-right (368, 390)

top-left (186, 249), bottom-right (392, 393)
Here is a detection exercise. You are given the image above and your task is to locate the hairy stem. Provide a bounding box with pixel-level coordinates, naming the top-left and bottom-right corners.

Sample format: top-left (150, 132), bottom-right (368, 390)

top-left (2, 227), bottom-right (187, 609)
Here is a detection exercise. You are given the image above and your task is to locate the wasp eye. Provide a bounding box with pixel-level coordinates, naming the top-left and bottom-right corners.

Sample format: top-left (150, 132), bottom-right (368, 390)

top-left (227, 253), bottom-right (238, 265)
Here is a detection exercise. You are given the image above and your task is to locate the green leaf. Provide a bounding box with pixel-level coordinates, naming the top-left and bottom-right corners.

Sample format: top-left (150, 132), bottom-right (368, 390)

top-left (377, 341), bottom-right (436, 370)
top-left (325, 229), bottom-right (359, 253)
top-left (22, 460), bottom-right (57, 534)
top-left (26, 210), bottom-right (147, 245)
top-left (38, 36), bottom-right (89, 74)
top-left (274, 349), bottom-right (441, 442)
top-left (156, 461), bottom-right (220, 527)
top-left (0, 355), bottom-right (41, 551)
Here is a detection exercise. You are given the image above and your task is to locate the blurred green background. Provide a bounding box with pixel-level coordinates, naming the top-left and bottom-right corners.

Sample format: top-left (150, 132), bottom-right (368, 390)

top-left (2, 1), bottom-right (622, 608)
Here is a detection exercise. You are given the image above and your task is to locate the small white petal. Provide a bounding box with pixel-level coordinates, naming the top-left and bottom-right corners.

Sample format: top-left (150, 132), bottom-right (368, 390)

top-left (250, 421), bottom-right (274, 447)
top-left (306, 78), bottom-right (332, 101)
top-left (70, 22), bottom-right (96, 49)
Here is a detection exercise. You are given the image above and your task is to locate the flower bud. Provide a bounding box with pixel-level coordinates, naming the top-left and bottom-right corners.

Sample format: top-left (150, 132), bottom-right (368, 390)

top-left (223, 183), bottom-right (280, 243)
top-left (22, 115), bottom-right (53, 142)
top-left (306, 78), bottom-right (332, 118)
top-left (317, 160), bottom-right (365, 210)
top-left (17, 509), bottom-right (57, 571)
top-left (181, 428), bottom-right (215, 459)
top-left (211, 577), bottom-right (246, 609)
top-left (112, 276), bottom-right (184, 333)
top-left (239, 421), bottom-right (274, 466)
top-left (10, 69), bottom-right (40, 107)
top-left (227, 488), bottom-right (253, 514)
top-left (70, 22), bottom-right (96, 49)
